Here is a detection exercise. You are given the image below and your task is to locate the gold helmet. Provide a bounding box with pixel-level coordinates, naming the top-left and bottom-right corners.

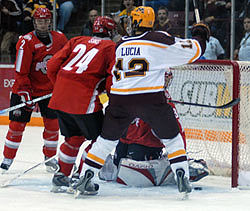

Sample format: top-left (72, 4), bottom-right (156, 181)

top-left (131, 6), bottom-right (155, 28)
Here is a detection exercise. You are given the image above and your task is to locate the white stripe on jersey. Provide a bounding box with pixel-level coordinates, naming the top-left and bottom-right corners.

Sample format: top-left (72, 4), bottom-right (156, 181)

top-left (16, 49), bottom-right (24, 72)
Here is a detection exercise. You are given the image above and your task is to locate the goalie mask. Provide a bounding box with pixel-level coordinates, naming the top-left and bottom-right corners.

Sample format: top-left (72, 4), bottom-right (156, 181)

top-left (93, 16), bottom-right (116, 39)
top-left (33, 7), bottom-right (52, 38)
top-left (127, 6), bottom-right (155, 35)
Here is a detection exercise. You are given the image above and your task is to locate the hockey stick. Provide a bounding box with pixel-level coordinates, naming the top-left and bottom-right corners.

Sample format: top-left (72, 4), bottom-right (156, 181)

top-left (0, 154), bottom-right (58, 188)
top-left (0, 93), bottom-right (52, 115)
top-left (193, 0), bottom-right (201, 23)
top-left (169, 98), bottom-right (240, 109)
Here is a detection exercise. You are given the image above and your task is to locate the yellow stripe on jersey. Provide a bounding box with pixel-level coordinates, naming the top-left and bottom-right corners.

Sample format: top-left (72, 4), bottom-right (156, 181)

top-left (188, 40), bottom-right (201, 63)
top-left (121, 42), bottom-right (168, 49)
top-left (111, 85), bottom-right (164, 92)
top-left (168, 149), bottom-right (186, 159)
top-left (87, 153), bottom-right (105, 165)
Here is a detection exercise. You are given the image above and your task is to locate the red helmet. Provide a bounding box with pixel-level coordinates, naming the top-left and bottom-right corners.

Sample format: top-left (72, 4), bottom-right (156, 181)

top-left (33, 7), bottom-right (52, 19)
top-left (93, 16), bottom-right (116, 36)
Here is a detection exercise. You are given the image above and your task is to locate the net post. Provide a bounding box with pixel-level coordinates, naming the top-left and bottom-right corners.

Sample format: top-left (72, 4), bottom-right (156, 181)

top-left (231, 60), bottom-right (240, 188)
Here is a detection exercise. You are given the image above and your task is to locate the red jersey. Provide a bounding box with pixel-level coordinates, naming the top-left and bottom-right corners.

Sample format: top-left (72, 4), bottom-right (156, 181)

top-left (47, 36), bottom-right (116, 114)
top-left (12, 31), bottom-right (68, 96)
top-left (120, 90), bottom-right (186, 148)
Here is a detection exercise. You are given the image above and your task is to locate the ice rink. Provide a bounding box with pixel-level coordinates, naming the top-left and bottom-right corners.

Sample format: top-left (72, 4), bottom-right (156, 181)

top-left (0, 125), bottom-right (250, 211)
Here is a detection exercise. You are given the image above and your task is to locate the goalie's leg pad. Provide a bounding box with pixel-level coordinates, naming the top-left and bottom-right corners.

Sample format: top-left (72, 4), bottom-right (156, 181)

top-left (58, 136), bottom-right (86, 176)
top-left (98, 154), bottom-right (118, 181)
top-left (116, 158), bottom-right (174, 187)
top-left (42, 118), bottom-right (59, 157)
top-left (189, 159), bottom-right (209, 182)
top-left (3, 121), bottom-right (26, 159)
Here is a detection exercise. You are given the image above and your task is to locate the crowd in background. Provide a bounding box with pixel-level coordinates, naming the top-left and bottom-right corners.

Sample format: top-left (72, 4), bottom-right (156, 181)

top-left (1, 0), bottom-right (250, 63)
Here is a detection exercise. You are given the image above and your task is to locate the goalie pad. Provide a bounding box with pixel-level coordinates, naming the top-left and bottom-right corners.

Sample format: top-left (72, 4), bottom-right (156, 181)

top-left (98, 155), bottom-right (209, 187)
top-left (98, 154), bottom-right (118, 181)
top-left (116, 158), bottom-right (175, 187)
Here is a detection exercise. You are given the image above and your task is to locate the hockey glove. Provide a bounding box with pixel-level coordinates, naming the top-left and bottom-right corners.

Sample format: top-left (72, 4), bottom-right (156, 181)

top-left (17, 90), bottom-right (35, 110)
top-left (191, 23), bottom-right (210, 42)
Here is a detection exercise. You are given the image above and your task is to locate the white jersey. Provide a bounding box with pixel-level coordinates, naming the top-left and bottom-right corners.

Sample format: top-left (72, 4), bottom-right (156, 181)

top-left (239, 32), bottom-right (250, 61)
top-left (111, 31), bottom-right (202, 95)
top-left (203, 36), bottom-right (225, 60)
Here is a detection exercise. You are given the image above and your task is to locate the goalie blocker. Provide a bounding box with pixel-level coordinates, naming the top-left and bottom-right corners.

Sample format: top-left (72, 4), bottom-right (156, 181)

top-left (98, 155), bottom-right (209, 187)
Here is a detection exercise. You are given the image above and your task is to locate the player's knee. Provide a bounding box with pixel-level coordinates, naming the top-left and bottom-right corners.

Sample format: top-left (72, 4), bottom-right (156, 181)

top-left (65, 136), bottom-right (86, 148)
top-left (9, 121), bottom-right (26, 132)
top-left (43, 117), bottom-right (59, 131)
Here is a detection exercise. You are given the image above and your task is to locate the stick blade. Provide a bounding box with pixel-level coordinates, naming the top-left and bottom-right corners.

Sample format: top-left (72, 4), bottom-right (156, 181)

top-left (218, 98), bottom-right (240, 109)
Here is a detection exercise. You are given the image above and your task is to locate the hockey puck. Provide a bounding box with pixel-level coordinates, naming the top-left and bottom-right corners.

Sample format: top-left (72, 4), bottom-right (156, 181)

top-left (194, 186), bottom-right (203, 190)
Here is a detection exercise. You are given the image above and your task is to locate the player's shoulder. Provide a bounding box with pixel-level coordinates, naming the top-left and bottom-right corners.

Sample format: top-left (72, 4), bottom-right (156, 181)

top-left (76, 36), bottom-right (115, 46)
top-left (51, 30), bottom-right (67, 38)
top-left (17, 31), bottom-right (36, 47)
top-left (19, 31), bottom-right (33, 41)
top-left (118, 31), bottom-right (175, 47)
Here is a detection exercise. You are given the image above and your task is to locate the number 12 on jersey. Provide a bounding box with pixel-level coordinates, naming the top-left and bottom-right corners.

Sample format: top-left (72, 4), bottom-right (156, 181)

top-left (113, 58), bottom-right (149, 81)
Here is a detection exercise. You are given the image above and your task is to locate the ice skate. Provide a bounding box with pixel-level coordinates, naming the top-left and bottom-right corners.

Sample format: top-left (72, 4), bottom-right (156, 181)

top-left (45, 156), bottom-right (59, 173)
top-left (51, 172), bottom-right (70, 193)
top-left (0, 158), bottom-right (13, 174)
top-left (176, 168), bottom-right (192, 199)
top-left (67, 167), bottom-right (80, 194)
top-left (74, 169), bottom-right (99, 198)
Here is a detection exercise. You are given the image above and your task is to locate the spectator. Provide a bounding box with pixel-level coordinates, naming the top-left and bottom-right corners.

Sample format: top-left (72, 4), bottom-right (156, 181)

top-left (203, 35), bottom-right (225, 59)
top-left (113, 0), bottom-right (136, 36)
top-left (57, 0), bottom-right (78, 32)
top-left (154, 6), bottom-right (172, 33)
top-left (203, 0), bottom-right (230, 57)
top-left (0, 0), bottom-right (22, 63)
top-left (234, 16), bottom-right (250, 61)
top-left (81, 9), bottom-right (98, 36)
top-left (145, 0), bottom-right (170, 12)
top-left (167, 0), bottom-right (185, 11)
top-left (23, 0), bottom-right (58, 34)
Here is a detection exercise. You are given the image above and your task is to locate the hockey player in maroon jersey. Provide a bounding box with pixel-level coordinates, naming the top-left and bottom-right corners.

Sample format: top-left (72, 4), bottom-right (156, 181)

top-left (75, 6), bottom-right (210, 197)
top-left (0, 8), bottom-right (68, 173)
top-left (47, 16), bottom-right (117, 193)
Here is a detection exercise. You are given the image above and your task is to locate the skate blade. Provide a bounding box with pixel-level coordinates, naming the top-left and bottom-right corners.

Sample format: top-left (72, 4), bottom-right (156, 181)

top-left (177, 192), bottom-right (189, 200)
top-left (51, 185), bottom-right (68, 193)
top-left (74, 189), bottom-right (98, 199)
top-left (46, 166), bottom-right (58, 173)
top-left (0, 168), bottom-right (8, 175)
top-left (0, 181), bottom-right (10, 188)
top-left (66, 187), bottom-right (75, 194)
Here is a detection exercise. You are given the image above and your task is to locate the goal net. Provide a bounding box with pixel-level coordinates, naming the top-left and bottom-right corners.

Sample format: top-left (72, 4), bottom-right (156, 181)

top-left (168, 60), bottom-right (250, 187)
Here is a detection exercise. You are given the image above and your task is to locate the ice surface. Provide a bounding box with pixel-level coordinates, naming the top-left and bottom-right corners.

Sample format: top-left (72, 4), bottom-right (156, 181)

top-left (0, 126), bottom-right (250, 211)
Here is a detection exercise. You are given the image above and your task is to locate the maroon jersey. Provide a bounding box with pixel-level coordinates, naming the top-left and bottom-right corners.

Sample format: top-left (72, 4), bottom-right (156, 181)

top-left (12, 31), bottom-right (68, 96)
top-left (47, 36), bottom-right (116, 114)
top-left (120, 90), bottom-right (186, 148)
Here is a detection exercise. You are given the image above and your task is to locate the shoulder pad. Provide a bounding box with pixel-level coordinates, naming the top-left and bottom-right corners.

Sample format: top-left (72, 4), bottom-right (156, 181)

top-left (23, 34), bottom-right (32, 41)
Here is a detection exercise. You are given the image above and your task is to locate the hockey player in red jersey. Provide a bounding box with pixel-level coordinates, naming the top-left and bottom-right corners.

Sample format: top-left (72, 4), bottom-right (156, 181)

top-left (0, 8), bottom-right (68, 173)
top-left (47, 16), bottom-right (116, 193)
top-left (75, 6), bottom-right (210, 197)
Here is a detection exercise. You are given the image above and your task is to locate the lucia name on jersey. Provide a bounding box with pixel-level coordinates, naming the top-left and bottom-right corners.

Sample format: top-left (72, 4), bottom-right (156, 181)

top-left (121, 47), bottom-right (141, 56)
